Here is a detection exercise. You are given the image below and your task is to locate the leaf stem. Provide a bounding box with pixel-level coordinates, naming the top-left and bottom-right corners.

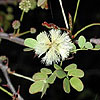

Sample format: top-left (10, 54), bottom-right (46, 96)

top-left (20, 11), bottom-right (25, 22)
top-left (73, 0), bottom-right (80, 24)
top-left (0, 86), bottom-right (13, 97)
top-left (58, 0), bottom-right (69, 29)
top-left (16, 11), bottom-right (25, 34)
top-left (74, 23), bottom-right (100, 38)
top-left (16, 31), bottom-right (30, 37)
top-left (10, 72), bottom-right (34, 82)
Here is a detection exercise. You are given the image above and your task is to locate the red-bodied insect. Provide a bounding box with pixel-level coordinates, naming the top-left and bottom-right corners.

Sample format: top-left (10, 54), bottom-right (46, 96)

top-left (42, 13), bottom-right (75, 39)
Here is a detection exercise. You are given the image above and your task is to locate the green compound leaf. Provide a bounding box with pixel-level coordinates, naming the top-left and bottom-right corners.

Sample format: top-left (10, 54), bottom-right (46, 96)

top-left (68, 69), bottom-right (84, 78)
top-left (54, 64), bottom-right (62, 70)
top-left (64, 64), bottom-right (77, 72)
top-left (63, 78), bottom-right (70, 93)
top-left (32, 72), bottom-right (48, 81)
top-left (29, 80), bottom-right (44, 94)
top-left (70, 77), bottom-right (84, 92)
top-left (85, 42), bottom-right (93, 49)
top-left (41, 83), bottom-right (49, 98)
top-left (47, 73), bottom-right (56, 84)
top-left (78, 36), bottom-right (86, 48)
top-left (24, 38), bottom-right (37, 49)
top-left (55, 69), bottom-right (66, 79)
top-left (41, 68), bottom-right (52, 75)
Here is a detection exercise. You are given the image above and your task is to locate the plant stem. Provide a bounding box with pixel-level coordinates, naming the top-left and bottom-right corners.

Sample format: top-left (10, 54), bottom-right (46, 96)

top-left (74, 23), bottom-right (100, 38)
top-left (58, 0), bottom-right (69, 29)
top-left (10, 72), bottom-right (34, 82)
top-left (73, 0), bottom-right (80, 24)
top-left (16, 31), bottom-right (30, 37)
top-left (16, 11), bottom-right (25, 34)
top-left (13, 29), bottom-right (16, 34)
top-left (20, 11), bottom-right (25, 22)
top-left (0, 86), bottom-right (13, 97)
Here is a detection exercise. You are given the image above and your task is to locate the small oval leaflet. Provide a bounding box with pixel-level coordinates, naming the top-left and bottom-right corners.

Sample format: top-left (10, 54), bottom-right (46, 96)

top-left (29, 80), bottom-right (44, 94)
top-left (63, 78), bottom-right (70, 93)
top-left (70, 77), bottom-right (84, 92)
top-left (95, 45), bottom-right (100, 49)
top-left (70, 43), bottom-right (77, 53)
top-left (85, 42), bottom-right (93, 49)
top-left (47, 73), bottom-right (56, 84)
top-left (41, 83), bottom-right (49, 98)
top-left (55, 69), bottom-right (66, 79)
top-left (32, 72), bottom-right (48, 81)
top-left (41, 68), bottom-right (52, 75)
top-left (64, 63), bottom-right (77, 72)
top-left (68, 69), bottom-right (84, 78)
top-left (24, 38), bottom-right (37, 49)
top-left (78, 35), bottom-right (86, 48)
top-left (54, 64), bottom-right (62, 70)
top-left (23, 48), bottom-right (33, 51)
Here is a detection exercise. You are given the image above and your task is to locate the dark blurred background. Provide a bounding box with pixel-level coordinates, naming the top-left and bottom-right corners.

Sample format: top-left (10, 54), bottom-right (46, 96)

top-left (0, 0), bottom-right (100, 100)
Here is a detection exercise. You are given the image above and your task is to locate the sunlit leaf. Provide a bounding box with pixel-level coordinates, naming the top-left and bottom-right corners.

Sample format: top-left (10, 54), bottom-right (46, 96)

top-left (63, 78), bottom-right (70, 93)
top-left (70, 77), bottom-right (84, 92)
top-left (41, 83), bottom-right (49, 98)
top-left (41, 68), bottom-right (52, 75)
top-left (47, 73), bottom-right (56, 84)
top-left (68, 69), bottom-right (84, 78)
top-left (32, 72), bottom-right (48, 81)
top-left (78, 36), bottom-right (86, 48)
top-left (85, 42), bottom-right (93, 49)
top-left (29, 80), bottom-right (44, 94)
top-left (64, 64), bottom-right (77, 72)
top-left (55, 69), bottom-right (66, 79)
top-left (54, 64), bottom-right (62, 70)
top-left (24, 38), bottom-right (37, 48)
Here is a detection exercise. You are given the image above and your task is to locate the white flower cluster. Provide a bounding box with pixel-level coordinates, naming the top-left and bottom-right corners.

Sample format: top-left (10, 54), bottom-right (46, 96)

top-left (19, 0), bottom-right (31, 13)
top-left (34, 29), bottom-right (73, 66)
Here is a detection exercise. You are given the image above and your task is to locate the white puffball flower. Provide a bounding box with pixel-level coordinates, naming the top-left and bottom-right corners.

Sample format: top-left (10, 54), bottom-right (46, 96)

top-left (34, 29), bottom-right (73, 66)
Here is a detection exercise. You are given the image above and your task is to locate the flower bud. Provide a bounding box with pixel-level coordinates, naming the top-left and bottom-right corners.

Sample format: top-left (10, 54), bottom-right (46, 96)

top-left (30, 27), bottom-right (36, 34)
top-left (19, 0), bottom-right (31, 13)
top-left (12, 20), bottom-right (20, 29)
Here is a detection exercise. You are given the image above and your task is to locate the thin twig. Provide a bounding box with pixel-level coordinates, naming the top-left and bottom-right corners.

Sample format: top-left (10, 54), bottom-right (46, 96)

top-left (90, 38), bottom-right (100, 45)
top-left (0, 57), bottom-right (24, 100)
top-left (8, 71), bottom-right (34, 82)
top-left (73, 0), bottom-right (80, 24)
top-left (58, 0), bottom-right (69, 29)
top-left (74, 23), bottom-right (100, 38)
top-left (0, 0), bottom-right (20, 4)
top-left (0, 32), bottom-right (24, 46)
top-left (0, 86), bottom-right (13, 97)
